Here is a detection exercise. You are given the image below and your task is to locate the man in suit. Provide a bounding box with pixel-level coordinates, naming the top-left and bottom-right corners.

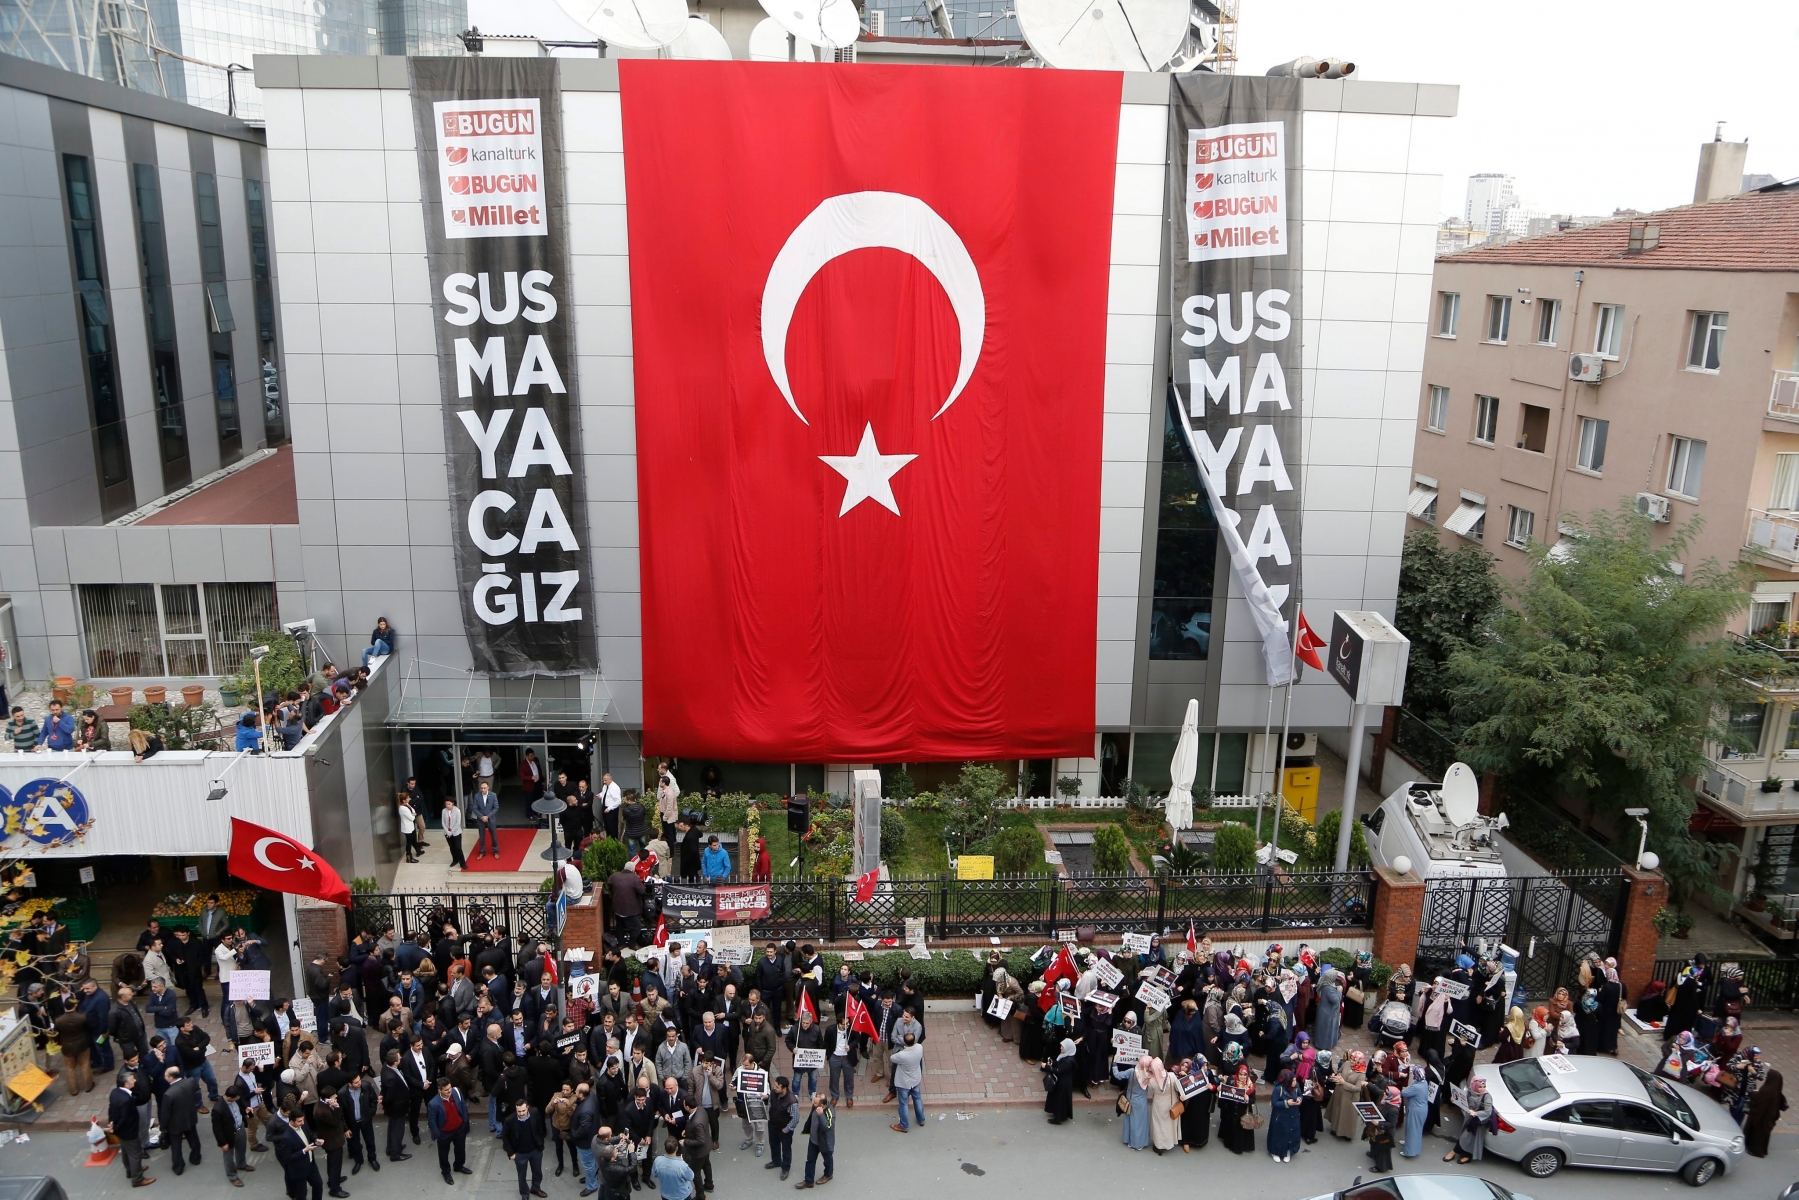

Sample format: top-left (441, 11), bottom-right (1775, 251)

top-left (400, 1035), bottom-right (435, 1144)
top-left (274, 1108), bottom-right (324, 1200)
top-left (109, 985), bottom-right (149, 1064)
top-left (309, 1090), bottom-right (349, 1199)
top-left (427, 1077), bottom-right (474, 1186)
top-left (211, 1084), bottom-right (255, 1187)
top-left (338, 1066), bottom-right (380, 1175)
top-left (159, 1066), bottom-right (204, 1174)
top-left (470, 780), bottom-right (502, 860)
top-left (502, 1097), bottom-right (549, 1199)
top-left (108, 1069), bottom-right (153, 1187)
top-left (379, 1051), bottom-right (414, 1162)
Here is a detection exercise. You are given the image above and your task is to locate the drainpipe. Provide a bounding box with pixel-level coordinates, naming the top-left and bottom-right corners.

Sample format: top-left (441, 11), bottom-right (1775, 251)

top-left (1543, 269), bottom-right (1586, 535)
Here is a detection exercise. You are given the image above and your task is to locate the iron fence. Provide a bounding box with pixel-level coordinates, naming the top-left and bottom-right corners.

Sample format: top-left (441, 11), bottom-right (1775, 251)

top-left (350, 890), bottom-right (558, 948)
top-left (1651, 956), bottom-right (1799, 1011)
top-left (1414, 870), bottom-right (1626, 999)
top-left (1394, 708), bottom-right (1457, 779)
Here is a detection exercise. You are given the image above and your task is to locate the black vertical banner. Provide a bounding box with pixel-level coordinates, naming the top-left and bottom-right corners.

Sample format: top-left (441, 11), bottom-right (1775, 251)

top-left (1165, 76), bottom-right (1304, 685)
top-left (411, 57), bottom-right (595, 674)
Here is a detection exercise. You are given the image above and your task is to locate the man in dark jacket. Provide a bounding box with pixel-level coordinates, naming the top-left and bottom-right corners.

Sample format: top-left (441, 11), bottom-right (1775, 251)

top-left (77, 979), bottom-right (115, 1074)
top-left (764, 1076), bottom-right (795, 1181)
top-left (109, 1069), bottom-right (152, 1186)
top-left (274, 1109), bottom-right (324, 1200)
top-left (211, 1084), bottom-right (254, 1186)
top-left (338, 1066), bottom-right (380, 1175)
top-left (570, 1086), bottom-right (603, 1195)
top-left (379, 1051), bottom-right (413, 1162)
top-left (427, 1078), bottom-right (474, 1186)
top-left (607, 869), bottom-right (647, 943)
top-left (753, 946), bottom-right (789, 1030)
top-left (309, 1090), bottom-right (349, 1198)
top-left (168, 929), bottom-right (208, 1017)
top-left (618, 1089), bottom-right (661, 1188)
top-left (680, 1099), bottom-right (713, 1197)
top-left (109, 986), bottom-right (149, 1063)
top-left (175, 1016), bottom-right (220, 1102)
top-left (159, 1066), bottom-right (204, 1174)
top-left (503, 1098), bottom-right (549, 1198)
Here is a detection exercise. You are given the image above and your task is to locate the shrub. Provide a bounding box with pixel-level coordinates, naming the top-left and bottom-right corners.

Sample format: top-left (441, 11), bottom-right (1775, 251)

top-left (1212, 822), bottom-right (1257, 872)
top-left (908, 791), bottom-right (940, 813)
top-left (943, 763), bottom-right (1008, 849)
top-left (704, 793), bottom-right (751, 832)
top-left (223, 629), bottom-right (308, 701)
top-left (1319, 947), bottom-right (1355, 972)
top-left (994, 825), bottom-right (1042, 874)
top-left (1368, 959), bottom-right (1396, 989)
top-left (879, 809), bottom-right (908, 859)
top-left (817, 947), bottom-right (1042, 996)
top-left (128, 700), bottom-right (220, 750)
top-left (582, 837), bottom-right (628, 881)
top-left (884, 766), bottom-right (916, 801)
top-left (1309, 810), bottom-right (1370, 869)
top-left (1056, 776), bottom-right (1083, 799)
top-left (1092, 824), bottom-right (1133, 874)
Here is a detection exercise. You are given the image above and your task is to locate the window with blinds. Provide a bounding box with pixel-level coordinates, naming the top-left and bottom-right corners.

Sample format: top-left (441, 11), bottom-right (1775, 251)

top-left (1772, 454), bottom-right (1799, 512)
top-left (78, 583), bottom-right (277, 678)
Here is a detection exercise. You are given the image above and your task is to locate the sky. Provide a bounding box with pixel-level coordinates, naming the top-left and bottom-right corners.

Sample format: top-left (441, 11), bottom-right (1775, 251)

top-left (470, 0), bottom-right (1798, 219)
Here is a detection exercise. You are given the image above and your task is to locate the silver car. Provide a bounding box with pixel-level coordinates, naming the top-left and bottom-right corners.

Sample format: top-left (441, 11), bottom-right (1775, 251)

top-left (1304, 1172), bottom-right (1534, 1200)
top-left (1473, 1055), bottom-right (1745, 1186)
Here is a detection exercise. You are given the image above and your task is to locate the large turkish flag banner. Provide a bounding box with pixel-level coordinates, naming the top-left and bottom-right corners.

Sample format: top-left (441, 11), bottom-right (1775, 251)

top-left (622, 62), bottom-right (1120, 761)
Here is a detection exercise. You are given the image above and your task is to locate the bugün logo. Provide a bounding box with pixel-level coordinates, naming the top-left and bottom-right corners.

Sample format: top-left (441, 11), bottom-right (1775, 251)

top-left (441, 108), bottom-right (536, 137)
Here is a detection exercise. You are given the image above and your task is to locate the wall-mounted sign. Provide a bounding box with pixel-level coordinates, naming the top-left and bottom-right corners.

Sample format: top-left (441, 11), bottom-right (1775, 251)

top-left (1, 780), bottom-right (86, 847)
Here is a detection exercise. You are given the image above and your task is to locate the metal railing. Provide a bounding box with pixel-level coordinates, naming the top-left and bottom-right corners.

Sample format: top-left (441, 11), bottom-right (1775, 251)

top-left (1416, 870), bottom-right (1626, 999)
top-left (350, 890), bottom-right (564, 948)
top-left (1652, 955), bottom-right (1796, 1011)
top-left (1394, 708), bottom-right (1458, 779)
top-left (1698, 761), bottom-right (1799, 818)
top-left (1770, 369), bottom-right (1799, 421)
top-left (1745, 509), bottom-right (1799, 565)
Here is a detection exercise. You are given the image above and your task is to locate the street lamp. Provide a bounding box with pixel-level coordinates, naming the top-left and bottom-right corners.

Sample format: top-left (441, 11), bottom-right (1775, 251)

top-left (1624, 807), bottom-right (1658, 871)
top-left (249, 645), bottom-right (271, 752)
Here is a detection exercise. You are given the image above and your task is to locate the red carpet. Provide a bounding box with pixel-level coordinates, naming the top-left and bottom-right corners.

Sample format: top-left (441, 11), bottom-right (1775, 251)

top-left (464, 828), bottom-right (536, 872)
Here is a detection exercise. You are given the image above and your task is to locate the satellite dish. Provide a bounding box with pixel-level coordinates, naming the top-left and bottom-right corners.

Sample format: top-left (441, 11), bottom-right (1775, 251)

top-left (1438, 762), bottom-right (1481, 826)
top-left (749, 16), bottom-right (818, 60)
top-left (755, 0), bottom-right (860, 49)
top-left (554, 0), bottom-right (688, 50)
top-left (668, 16), bottom-right (733, 59)
top-left (1015, 0), bottom-right (1189, 72)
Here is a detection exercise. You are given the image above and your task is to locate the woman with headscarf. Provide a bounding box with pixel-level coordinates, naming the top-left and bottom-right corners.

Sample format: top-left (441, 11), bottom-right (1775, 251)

top-left (1659, 1031), bottom-right (1702, 1082)
top-left (1103, 1009), bottom-right (1140, 1088)
top-left (1043, 1038), bottom-right (1078, 1125)
top-left (980, 951), bottom-right (1004, 1029)
top-left (1313, 966), bottom-right (1344, 1051)
top-left (1217, 1061), bottom-right (1257, 1155)
top-left (1299, 1049), bottom-right (1327, 1145)
top-left (1342, 952), bottom-right (1373, 1031)
top-left (1266, 1067), bottom-right (1302, 1163)
top-left (1326, 1049), bottom-right (1367, 1139)
top-left (1665, 953), bottom-right (1707, 1043)
top-left (1399, 1065), bottom-right (1430, 1157)
top-left (1168, 998), bottom-right (1204, 1064)
top-left (1216, 1010), bottom-right (1249, 1064)
top-left (1744, 1068), bottom-right (1786, 1157)
top-left (1711, 1015), bottom-right (1743, 1062)
top-left (1493, 1007), bottom-right (1528, 1063)
top-left (1261, 998), bottom-right (1290, 1084)
top-left (1367, 1084), bottom-right (1401, 1172)
top-left (1020, 981), bottom-right (1047, 1062)
top-left (1554, 1004), bottom-right (1581, 1056)
top-left (1444, 1031), bottom-right (1477, 1090)
top-left (1148, 1058), bottom-right (1180, 1154)
top-left (1713, 962), bottom-right (1747, 1021)
top-left (1420, 1048), bottom-right (1447, 1137)
top-left (1446, 1076), bottom-right (1494, 1164)
top-left (1525, 1006), bottom-right (1552, 1059)
top-left (1120, 1055), bottom-right (1153, 1150)
top-left (1594, 957), bottom-right (1623, 1055)
top-left (1418, 979), bottom-right (1452, 1061)
top-left (1202, 989), bottom-right (1225, 1060)
top-left (993, 968), bottom-right (1025, 1043)
top-left (1725, 1046), bottom-right (1767, 1124)
top-left (1144, 999), bottom-right (1169, 1063)
top-left (1175, 1056), bottom-right (1217, 1151)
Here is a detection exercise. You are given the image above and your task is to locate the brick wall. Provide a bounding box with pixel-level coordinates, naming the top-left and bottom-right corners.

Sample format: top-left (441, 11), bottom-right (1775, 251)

top-left (1616, 865), bottom-right (1667, 1003)
top-left (1371, 865), bottom-right (1426, 967)
top-left (294, 896), bottom-right (347, 971)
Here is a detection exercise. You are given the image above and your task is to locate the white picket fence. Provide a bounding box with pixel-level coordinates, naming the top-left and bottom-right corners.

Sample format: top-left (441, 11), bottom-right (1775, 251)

top-left (999, 794), bottom-right (1263, 811)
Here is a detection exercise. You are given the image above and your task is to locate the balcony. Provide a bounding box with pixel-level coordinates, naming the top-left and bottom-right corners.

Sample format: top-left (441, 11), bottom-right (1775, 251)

top-left (1745, 509), bottom-right (1799, 567)
top-left (1697, 759), bottom-right (1799, 823)
top-left (1772, 370), bottom-right (1799, 423)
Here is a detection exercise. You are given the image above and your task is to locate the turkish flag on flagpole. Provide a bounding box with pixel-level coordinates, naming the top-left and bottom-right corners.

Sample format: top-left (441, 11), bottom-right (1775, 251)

top-left (797, 986), bottom-right (817, 1025)
top-left (653, 914), bottom-right (669, 949)
top-left (1186, 921), bottom-right (1199, 956)
top-left (226, 818), bottom-right (350, 908)
top-left (853, 870), bottom-right (879, 904)
top-left (846, 993), bottom-right (879, 1039)
top-left (623, 63), bottom-right (1121, 761)
top-left (1296, 612), bottom-right (1327, 672)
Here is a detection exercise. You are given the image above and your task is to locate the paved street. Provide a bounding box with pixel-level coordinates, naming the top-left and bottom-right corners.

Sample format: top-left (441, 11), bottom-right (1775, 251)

top-left (6, 1101), bottom-right (1793, 1200)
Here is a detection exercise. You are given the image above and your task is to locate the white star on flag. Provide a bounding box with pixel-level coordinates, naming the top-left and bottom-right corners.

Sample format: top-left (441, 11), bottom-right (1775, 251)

top-left (819, 423), bottom-right (917, 517)
top-left (298, 856), bottom-right (316, 871)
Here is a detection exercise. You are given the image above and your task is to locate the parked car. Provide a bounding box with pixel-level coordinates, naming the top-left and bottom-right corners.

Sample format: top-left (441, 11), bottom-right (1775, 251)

top-left (1473, 1054), bottom-right (1744, 1185)
top-left (1302, 1172), bottom-right (1533, 1200)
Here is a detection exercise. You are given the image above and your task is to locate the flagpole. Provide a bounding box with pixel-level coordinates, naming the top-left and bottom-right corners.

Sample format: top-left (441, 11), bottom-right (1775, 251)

top-left (1254, 685), bottom-right (1275, 843)
top-left (1268, 597), bottom-right (1305, 867)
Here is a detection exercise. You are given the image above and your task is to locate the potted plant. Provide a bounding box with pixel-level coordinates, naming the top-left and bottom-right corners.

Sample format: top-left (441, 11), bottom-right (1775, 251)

top-left (1763, 775), bottom-right (1784, 793)
top-left (1652, 904), bottom-right (1681, 938)
top-left (218, 683), bottom-right (242, 707)
top-left (180, 684), bottom-right (205, 708)
top-left (142, 685), bottom-right (167, 704)
top-left (109, 686), bottom-right (135, 708)
top-left (1674, 910), bottom-right (1695, 939)
top-left (1769, 901), bottom-right (1789, 930)
top-left (1056, 775), bottom-right (1083, 802)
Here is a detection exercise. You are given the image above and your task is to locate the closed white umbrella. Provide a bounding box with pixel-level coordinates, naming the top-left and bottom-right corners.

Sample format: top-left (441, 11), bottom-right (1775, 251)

top-left (1164, 698), bottom-right (1200, 832)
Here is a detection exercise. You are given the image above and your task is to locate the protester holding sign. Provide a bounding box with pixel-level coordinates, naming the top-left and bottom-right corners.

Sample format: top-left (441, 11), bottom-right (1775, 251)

top-left (1216, 1062), bottom-right (1258, 1154)
top-left (1043, 1039), bottom-right (1079, 1125)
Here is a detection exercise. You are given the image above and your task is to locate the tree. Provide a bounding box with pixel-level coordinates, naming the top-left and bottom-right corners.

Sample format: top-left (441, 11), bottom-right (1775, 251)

top-left (993, 825), bottom-right (1041, 874)
top-left (1092, 825), bottom-right (1133, 874)
top-left (1396, 529), bottom-right (1503, 726)
top-left (1446, 502), bottom-right (1776, 901)
top-left (1212, 822), bottom-right (1256, 872)
top-left (942, 762), bottom-right (1008, 850)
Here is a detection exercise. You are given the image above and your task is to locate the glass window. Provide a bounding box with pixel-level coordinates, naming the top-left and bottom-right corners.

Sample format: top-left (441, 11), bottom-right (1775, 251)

top-left (1149, 406), bottom-right (1217, 661)
top-left (132, 162), bottom-right (190, 485)
top-left (77, 582), bottom-right (277, 678)
top-left (205, 582), bottom-right (280, 678)
top-left (60, 154), bottom-right (132, 510)
top-left (1773, 454), bottom-right (1799, 511)
top-left (1497, 1060), bottom-right (1560, 1111)
top-left (1506, 507), bottom-right (1535, 548)
top-left (1687, 311), bottom-right (1727, 372)
top-left (1535, 299), bottom-right (1560, 344)
top-left (1667, 436), bottom-right (1706, 499)
top-left (1546, 1100), bottom-right (1617, 1126)
top-left (1426, 385), bottom-right (1449, 432)
top-left (1474, 395), bottom-right (1499, 444)
top-left (1485, 295), bottom-right (1510, 342)
top-left (1751, 600), bottom-right (1789, 639)
top-left (78, 584), bottom-right (164, 677)
top-left (1577, 418), bottom-right (1608, 473)
top-left (1595, 304), bottom-right (1625, 358)
top-left (195, 172), bottom-right (240, 455)
top-left (244, 177), bottom-right (285, 445)
top-left (1725, 703), bottom-right (1768, 758)
top-left (1617, 1104), bottom-right (1672, 1136)
top-left (1436, 292), bottom-right (1460, 336)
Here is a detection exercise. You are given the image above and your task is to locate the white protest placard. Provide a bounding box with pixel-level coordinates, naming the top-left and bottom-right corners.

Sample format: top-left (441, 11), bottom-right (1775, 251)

top-left (735, 1068), bottom-right (768, 1097)
top-left (1144, 965), bottom-right (1176, 990)
top-left (1135, 982), bottom-right (1172, 1012)
top-left (1450, 1084), bottom-right (1469, 1111)
top-left (1354, 1101), bottom-right (1384, 1124)
top-left (1219, 1085), bottom-right (1251, 1104)
top-left (231, 970), bottom-right (271, 1002)
top-left (841, 952), bottom-right (865, 962)
top-left (709, 924), bottom-right (753, 966)
top-left (1178, 1072), bottom-right (1211, 1099)
top-left (239, 1041), bottom-right (277, 1067)
top-left (1111, 1029), bottom-right (1143, 1053)
top-left (1060, 998), bottom-right (1080, 1025)
top-left (569, 975), bottom-right (601, 1002)
top-left (184, 866), bottom-right (200, 882)
top-left (987, 996), bottom-right (1014, 1020)
top-left (1044, 851), bottom-right (1063, 866)
top-left (904, 918), bottom-right (926, 946)
top-left (1120, 932), bottom-right (1152, 954)
top-left (1056, 929), bottom-right (1076, 943)
top-left (77, 866), bottom-right (95, 885)
top-left (1541, 1054), bottom-right (1578, 1075)
top-left (1434, 976), bottom-right (1470, 1000)
top-left (1089, 990), bottom-right (1120, 1013)
top-left (908, 945), bottom-right (931, 961)
top-left (1449, 1020), bottom-right (1481, 1048)
top-left (1094, 959), bottom-right (1124, 989)
top-left (291, 998), bottom-right (315, 1029)
top-left (857, 938), bottom-right (878, 949)
top-left (793, 1048), bottom-right (826, 1071)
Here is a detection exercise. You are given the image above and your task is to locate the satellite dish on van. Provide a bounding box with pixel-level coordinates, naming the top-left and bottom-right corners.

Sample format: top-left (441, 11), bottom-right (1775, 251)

top-left (756, 0), bottom-right (860, 49)
top-left (749, 16), bottom-right (819, 60)
top-left (668, 16), bottom-right (733, 59)
top-left (554, 0), bottom-right (688, 50)
top-left (1438, 762), bottom-right (1481, 826)
top-left (1014, 0), bottom-right (1189, 72)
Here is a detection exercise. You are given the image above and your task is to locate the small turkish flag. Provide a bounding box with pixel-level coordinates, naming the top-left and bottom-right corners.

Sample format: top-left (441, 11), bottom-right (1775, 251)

top-left (1040, 945), bottom-right (1078, 990)
top-left (653, 914), bottom-right (669, 949)
top-left (797, 986), bottom-right (817, 1026)
top-left (854, 870), bottom-right (879, 904)
top-left (1296, 612), bottom-right (1327, 672)
top-left (542, 952), bottom-right (559, 987)
top-left (1186, 921), bottom-right (1199, 957)
top-left (226, 818), bottom-right (350, 908)
top-left (846, 993), bottom-right (879, 1039)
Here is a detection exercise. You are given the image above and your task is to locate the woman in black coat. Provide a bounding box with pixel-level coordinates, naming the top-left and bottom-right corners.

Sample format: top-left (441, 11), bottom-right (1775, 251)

top-left (1019, 986), bottom-right (1046, 1062)
top-left (1043, 1039), bottom-right (1077, 1124)
top-left (1176, 1057), bottom-right (1216, 1150)
top-left (1342, 954), bottom-right (1373, 1031)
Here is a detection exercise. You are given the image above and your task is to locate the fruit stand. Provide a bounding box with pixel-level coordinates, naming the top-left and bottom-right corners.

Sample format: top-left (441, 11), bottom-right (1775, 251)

top-left (150, 887), bottom-right (267, 934)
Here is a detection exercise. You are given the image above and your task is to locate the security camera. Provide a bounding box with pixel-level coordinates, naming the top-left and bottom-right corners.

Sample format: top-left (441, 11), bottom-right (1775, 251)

top-left (250, 645), bottom-right (270, 661)
top-left (1624, 807), bottom-right (1650, 818)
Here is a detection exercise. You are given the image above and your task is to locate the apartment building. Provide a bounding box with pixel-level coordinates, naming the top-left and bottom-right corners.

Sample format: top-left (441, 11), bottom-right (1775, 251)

top-left (1411, 181), bottom-right (1799, 914)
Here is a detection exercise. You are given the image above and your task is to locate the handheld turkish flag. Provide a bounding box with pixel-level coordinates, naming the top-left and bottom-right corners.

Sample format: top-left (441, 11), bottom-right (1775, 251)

top-left (653, 914), bottom-right (669, 949)
top-left (797, 986), bottom-right (817, 1025)
top-left (846, 993), bottom-right (880, 1039)
top-left (1186, 921), bottom-right (1199, 957)
top-left (1040, 945), bottom-right (1078, 989)
top-left (622, 63), bottom-right (1121, 761)
top-left (854, 870), bottom-right (879, 905)
top-left (542, 952), bottom-right (559, 988)
top-left (226, 818), bottom-right (350, 908)
top-left (1296, 612), bottom-right (1327, 672)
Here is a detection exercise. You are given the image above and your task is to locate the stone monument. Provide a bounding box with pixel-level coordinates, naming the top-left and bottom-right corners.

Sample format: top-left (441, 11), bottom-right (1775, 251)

top-left (851, 769), bottom-right (883, 878)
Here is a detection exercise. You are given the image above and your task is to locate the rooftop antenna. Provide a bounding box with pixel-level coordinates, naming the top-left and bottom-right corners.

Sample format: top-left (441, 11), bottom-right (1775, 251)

top-left (667, 16), bottom-right (733, 59)
top-left (554, 0), bottom-right (688, 51)
top-left (748, 18), bottom-right (819, 60)
top-left (1014, 0), bottom-right (1189, 72)
top-left (754, 0), bottom-right (861, 52)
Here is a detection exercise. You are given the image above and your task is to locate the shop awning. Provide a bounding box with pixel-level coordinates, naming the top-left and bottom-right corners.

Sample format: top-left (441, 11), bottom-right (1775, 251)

top-left (1405, 483), bottom-right (1439, 520)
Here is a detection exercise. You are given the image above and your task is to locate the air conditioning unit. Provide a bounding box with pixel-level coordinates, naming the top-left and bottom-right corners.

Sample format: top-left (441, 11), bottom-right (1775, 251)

top-left (1569, 353), bottom-right (1606, 383)
top-left (1636, 492), bottom-right (1672, 523)
top-left (1285, 730), bottom-right (1318, 758)
top-left (1250, 731), bottom-right (1316, 766)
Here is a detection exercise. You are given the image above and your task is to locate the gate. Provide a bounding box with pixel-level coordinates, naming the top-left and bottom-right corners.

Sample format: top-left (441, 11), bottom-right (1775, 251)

top-left (1416, 870), bottom-right (1626, 998)
top-left (351, 891), bottom-right (554, 948)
